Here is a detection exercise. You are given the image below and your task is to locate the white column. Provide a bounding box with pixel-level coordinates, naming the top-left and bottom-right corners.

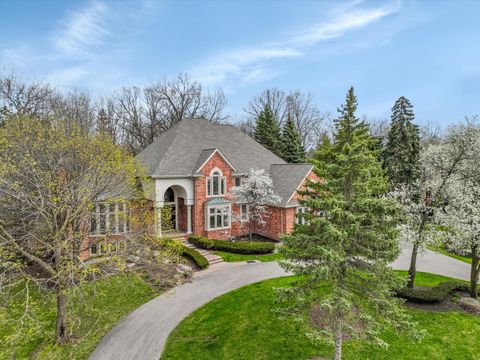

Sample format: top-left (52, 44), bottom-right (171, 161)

top-left (186, 205), bottom-right (193, 234)
top-left (155, 205), bottom-right (162, 237)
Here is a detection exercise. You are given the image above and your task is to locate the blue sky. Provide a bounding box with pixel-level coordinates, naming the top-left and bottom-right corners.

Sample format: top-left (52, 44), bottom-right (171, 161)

top-left (1, 0), bottom-right (479, 125)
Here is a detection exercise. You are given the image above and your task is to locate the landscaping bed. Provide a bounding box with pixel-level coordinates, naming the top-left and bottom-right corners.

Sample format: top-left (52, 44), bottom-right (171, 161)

top-left (188, 235), bottom-right (275, 255)
top-left (161, 272), bottom-right (480, 360)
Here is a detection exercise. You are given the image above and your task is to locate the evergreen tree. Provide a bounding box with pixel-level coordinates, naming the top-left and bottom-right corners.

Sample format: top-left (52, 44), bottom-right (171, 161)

top-left (281, 114), bottom-right (306, 163)
top-left (383, 96), bottom-right (420, 187)
top-left (277, 87), bottom-right (417, 360)
top-left (254, 104), bottom-right (282, 157)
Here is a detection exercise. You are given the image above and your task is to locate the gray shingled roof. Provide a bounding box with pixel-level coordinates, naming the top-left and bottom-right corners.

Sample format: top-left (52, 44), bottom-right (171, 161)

top-left (136, 118), bottom-right (313, 207)
top-left (270, 164), bottom-right (313, 206)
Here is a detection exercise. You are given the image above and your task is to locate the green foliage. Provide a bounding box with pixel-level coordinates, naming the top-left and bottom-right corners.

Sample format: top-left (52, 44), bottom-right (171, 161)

top-left (156, 237), bottom-right (209, 269)
top-left (188, 235), bottom-right (275, 255)
top-left (182, 246), bottom-right (209, 269)
top-left (0, 274), bottom-right (158, 359)
top-left (281, 114), bottom-right (306, 163)
top-left (279, 87), bottom-right (416, 354)
top-left (253, 104), bottom-right (283, 157)
top-left (395, 280), bottom-right (471, 304)
top-left (383, 96), bottom-right (420, 187)
top-left (162, 273), bottom-right (480, 360)
top-left (161, 205), bottom-right (175, 231)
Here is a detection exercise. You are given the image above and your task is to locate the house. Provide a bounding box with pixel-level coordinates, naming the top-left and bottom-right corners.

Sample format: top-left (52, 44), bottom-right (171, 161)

top-left (81, 117), bottom-right (316, 259)
top-left (136, 117), bottom-right (316, 241)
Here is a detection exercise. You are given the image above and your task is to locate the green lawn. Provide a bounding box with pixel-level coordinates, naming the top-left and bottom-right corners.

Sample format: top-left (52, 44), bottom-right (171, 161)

top-left (431, 246), bottom-right (472, 264)
top-left (213, 251), bottom-right (283, 262)
top-left (162, 272), bottom-right (480, 360)
top-left (0, 274), bottom-right (159, 360)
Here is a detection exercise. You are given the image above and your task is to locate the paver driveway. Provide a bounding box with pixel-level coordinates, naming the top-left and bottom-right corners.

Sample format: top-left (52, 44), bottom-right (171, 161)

top-left (89, 246), bottom-right (471, 360)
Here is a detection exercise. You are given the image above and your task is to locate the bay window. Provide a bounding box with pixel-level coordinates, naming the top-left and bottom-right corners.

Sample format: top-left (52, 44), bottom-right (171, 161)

top-left (206, 205), bottom-right (230, 230)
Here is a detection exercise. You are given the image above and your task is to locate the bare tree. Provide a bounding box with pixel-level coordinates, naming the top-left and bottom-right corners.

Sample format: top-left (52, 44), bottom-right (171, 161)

top-left (109, 73), bottom-right (228, 153)
top-left (0, 73), bottom-right (57, 118)
top-left (245, 88), bottom-right (325, 149)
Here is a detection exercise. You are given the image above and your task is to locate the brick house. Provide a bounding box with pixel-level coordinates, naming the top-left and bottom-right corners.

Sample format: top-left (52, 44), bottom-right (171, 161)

top-left (136, 117), bottom-right (316, 241)
top-left (82, 117), bottom-right (316, 259)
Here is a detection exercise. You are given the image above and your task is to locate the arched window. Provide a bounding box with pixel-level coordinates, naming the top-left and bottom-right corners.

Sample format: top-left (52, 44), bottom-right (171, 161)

top-left (207, 168), bottom-right (226, 196)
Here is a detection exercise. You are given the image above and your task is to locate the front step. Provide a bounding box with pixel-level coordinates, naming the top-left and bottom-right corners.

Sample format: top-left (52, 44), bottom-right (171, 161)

top-left (180, 240), bottom-right (224, 266)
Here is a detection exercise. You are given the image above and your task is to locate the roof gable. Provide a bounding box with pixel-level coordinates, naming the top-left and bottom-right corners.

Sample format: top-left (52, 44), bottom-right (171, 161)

top-left (270, 163), bottom-right (314, 206)
top-left (194, 148), bottom-right (237, 174)
top-left (136, 117), bottom-right (285, 177)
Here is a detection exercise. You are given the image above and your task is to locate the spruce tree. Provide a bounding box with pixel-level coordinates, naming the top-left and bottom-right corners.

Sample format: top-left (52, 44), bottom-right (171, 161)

top-left (277, 87), bottom-right (417, 359)
top-left (254, 104), bottom-right (282, 157)
top-left (383, 96), bottom-right (420, 188)
top-left (281, 114), bottom-right (306, 163)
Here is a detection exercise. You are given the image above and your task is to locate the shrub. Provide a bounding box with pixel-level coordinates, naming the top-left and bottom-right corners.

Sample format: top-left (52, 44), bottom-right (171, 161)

top-left (396, 280), bottom-right (469, 303)
top-left (158, 237), bottom-right (209, 269)
top-left (188, 234), bottom-right (275, 255)
top-left (181, 246), bottom-right (209, 269)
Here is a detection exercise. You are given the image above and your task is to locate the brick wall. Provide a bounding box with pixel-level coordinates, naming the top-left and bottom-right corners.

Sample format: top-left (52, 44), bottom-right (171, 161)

top-left (193, 152), bottom-right (235, 239)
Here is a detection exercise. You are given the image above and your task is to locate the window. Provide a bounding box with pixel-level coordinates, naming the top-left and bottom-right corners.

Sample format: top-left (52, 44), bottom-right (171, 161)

top-left (295, 207), bottom-right (309, 225)
top-left (90, 244), bottom-right (97, 255)
top-left (206, 205), bottom-right (230, 230)
top-left (235, 177), bottom-right (241, 187)
top-left (240, 204), bottom-right (249, 221)
top-left (90, 202), bottom-right (128, 235)
top-left (99, 203), bottom-right (107, 234)
top-left (108, 203), bottom-right (116, 233)
top-left (207, 169), bottom-right (226, 196)
top-left (98, 242), bottom-right (108, 254)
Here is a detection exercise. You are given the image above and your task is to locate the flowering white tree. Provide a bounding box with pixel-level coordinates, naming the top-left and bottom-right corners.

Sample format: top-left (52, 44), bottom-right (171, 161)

top-left (436, 123), bottom-right (480, 297)
top-left (230, 168), bottom-right (281, 240)
top-left (391, 121), bottom-right (477, 288)
top-left (437, 183), bottom-right (480, 298)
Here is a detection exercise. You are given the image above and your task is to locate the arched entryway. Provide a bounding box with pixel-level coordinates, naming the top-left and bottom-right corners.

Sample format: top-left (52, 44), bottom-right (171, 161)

top-left (162, 187), bottom-right (176, 232)
top-left (154, 180), bottom-right (194, 237)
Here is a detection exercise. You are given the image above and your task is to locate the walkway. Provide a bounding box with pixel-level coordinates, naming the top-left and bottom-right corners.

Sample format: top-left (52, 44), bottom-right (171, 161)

top-left (89, 246), bottom-right (472, 360)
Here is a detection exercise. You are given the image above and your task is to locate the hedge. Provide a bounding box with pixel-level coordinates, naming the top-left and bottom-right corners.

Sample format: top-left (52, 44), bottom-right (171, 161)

top-left (159, 237), bottom-right (209, 269)
top-left (188, 234), bottom-right (275, 255)
top-left (395, 280), bottom-right (469, 304)
top-left (180, 246), bottom-right (209, 269)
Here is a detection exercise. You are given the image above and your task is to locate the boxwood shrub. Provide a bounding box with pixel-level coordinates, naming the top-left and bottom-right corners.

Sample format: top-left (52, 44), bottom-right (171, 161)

top-left (188, 234), bottom-right (275, 255)
top-left (180, 246), bottom-right (209, 269)
top-left (395, 280), bottom-right (469, 304)
top-left (158, 237), bottom-right (209, 269)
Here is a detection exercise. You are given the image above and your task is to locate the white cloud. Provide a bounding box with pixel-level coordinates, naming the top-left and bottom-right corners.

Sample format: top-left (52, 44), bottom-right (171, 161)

top-left (190, 1), bottom-right (400, 87)
top-left (287, 3), bottom-right (400, 46)
top-left (50, 0), bottom-right (109, 56)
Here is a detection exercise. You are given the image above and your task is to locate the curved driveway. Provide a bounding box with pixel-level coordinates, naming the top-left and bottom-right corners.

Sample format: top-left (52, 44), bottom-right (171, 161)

top-left (90, 246), bottom-right (471, 360)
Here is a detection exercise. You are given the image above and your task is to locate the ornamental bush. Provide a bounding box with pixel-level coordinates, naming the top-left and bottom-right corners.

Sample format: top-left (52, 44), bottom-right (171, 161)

top-left (181, 246), bottom-right (209, 269)
top-left (188, 235), bottom-right (275, 255)
top-left (158, 237), bottom-right (209, 269)
top-left (395, 280), bottom-right (470, 303)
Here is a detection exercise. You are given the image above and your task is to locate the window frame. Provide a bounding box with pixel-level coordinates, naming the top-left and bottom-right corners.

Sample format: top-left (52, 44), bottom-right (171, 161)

top-left (240, 204), bottom-right (249, 221)
top-left (206, 168), bottom-right (227, 197)
top-left (205, 204), bottom-right (231, 230)
top-left (295, 206), bottom-right (310, 225)
top-left (90, 202), bottom-right (128, 235)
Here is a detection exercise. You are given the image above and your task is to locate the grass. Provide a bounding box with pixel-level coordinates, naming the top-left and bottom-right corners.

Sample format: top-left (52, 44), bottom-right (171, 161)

top-left (213, 251), bottom-right (283, 262)
top-left (0, 273), bottom-right (159, 360)
top-left (431, 246), bottom-right (472, 264)
top-left (162, 272), bottom-right (480, 360)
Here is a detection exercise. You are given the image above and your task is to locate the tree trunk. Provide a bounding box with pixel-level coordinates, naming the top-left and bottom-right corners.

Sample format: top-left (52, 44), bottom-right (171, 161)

top-left (407, 242), bottom-right (418, 289)
top-left (55, 285), bottom-right (68, 343)
top-left (470, 246), bottom-right (479, 299)
top-left (249, 220), bottom-right (253, 241)
top-left (333, 327), bottom-right (343, 360)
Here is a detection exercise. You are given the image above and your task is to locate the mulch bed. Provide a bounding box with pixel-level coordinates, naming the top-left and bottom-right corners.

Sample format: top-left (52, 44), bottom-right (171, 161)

top-left (405, 291), bottom-right (479, 315)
